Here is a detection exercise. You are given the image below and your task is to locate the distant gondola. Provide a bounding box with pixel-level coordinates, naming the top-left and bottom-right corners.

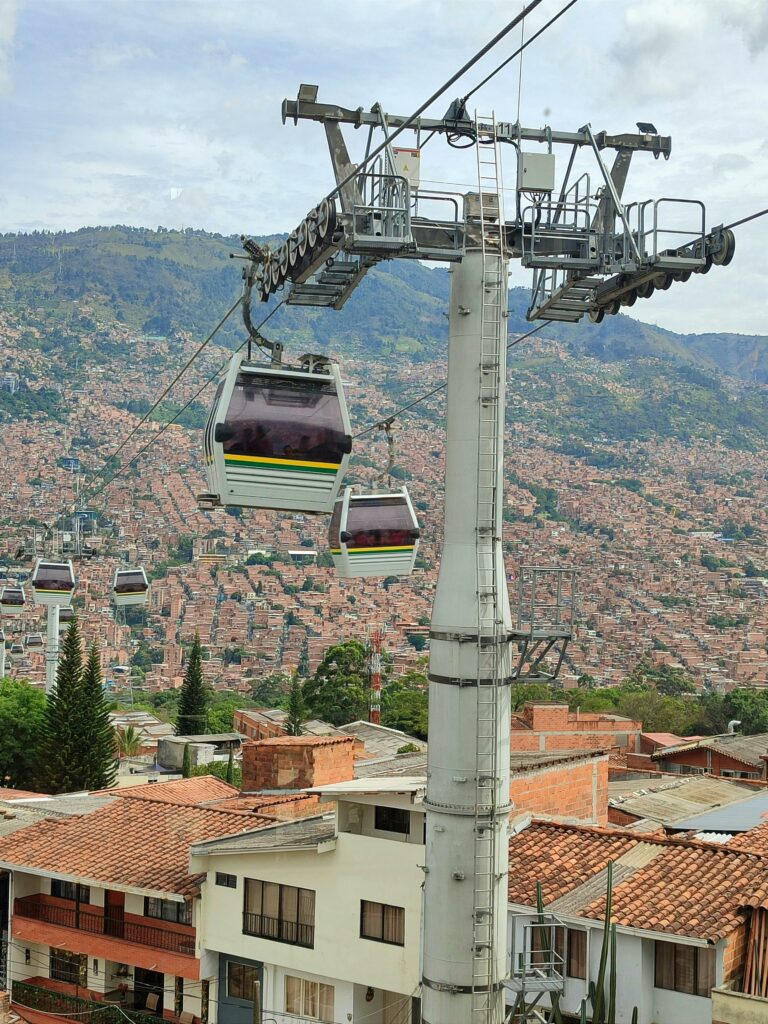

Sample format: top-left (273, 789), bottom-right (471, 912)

top-left (31, 560), bottom-right (75, 608)
top-left (329, 487), bottom-right (420, 578)
top-left (200, 353), bottom-right (352, 513)
top-left (9, 642), bottom-right (24, 660)
top-left (0, 586), bottom-right (26, 616)
top-left (113, 568), bottom-right (149, 607)
top-left (58, 606), bottom-right (74, 632)
top-left (25, 633), bottom-right (44, 650)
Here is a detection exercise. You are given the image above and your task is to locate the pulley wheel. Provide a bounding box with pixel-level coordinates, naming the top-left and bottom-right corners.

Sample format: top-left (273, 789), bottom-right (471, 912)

top-left (261, 256), bottom-right (275, 295)
top-left (697, 254), bottom-right (713, 275)
top-left (588, 306), bottom-right (605, 324)
top-left (606, 299), bottom-right (621, 315)
top-left (712, 228), bottom-right (736, 267)
top-left (271, 258), bottom-right (282, 289)
top-left (636, 279), bottom-right (654, 299)
top-left (316, 198), bottom-right (337, 242)
top-left (287, 231), bottom-right (300, 268)
top-left (658, 273), bottom-right (673, 291)
top-left (621, 289), bottom-right (637, 307)
top-left (278, 242), bottom-right (290, 278)
top-left (297, 220), bottom-right (309, 258)
top-left (306, 209), bottom-right (319, 250)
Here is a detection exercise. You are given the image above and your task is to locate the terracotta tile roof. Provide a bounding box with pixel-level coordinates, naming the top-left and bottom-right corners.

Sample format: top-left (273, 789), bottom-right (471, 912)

top-left (727, 821), bottom-right (768, 855)
top-left (509, 821), bottom-right (768, 941)
top-left (0, 787), bottom-right (49, 799)
top-left (0, 794), bottom-right (274, 897)
top-left (113, 776), bottom-right (238, 805)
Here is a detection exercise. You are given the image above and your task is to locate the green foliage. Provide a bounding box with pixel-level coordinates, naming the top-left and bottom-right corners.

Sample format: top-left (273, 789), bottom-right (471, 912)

top-left (706, 613), bottom-right (749, 629)
top-left (303, 639), bottom-right (369, 726)
top-left (700, 553), bottom-right (735, 572)
top-left (182, 743), bottom-right (191, 778)
top-left (0, 678), bottom-right (47, 789)
top-left (116, 724), bottom-right (142, 757)
top-left (190, 759), bottom-right (242, 789)
top-left (176, 634), bottom-right (211, 735)
top-left (381, 672), bottom-right (428, 739)
top-left (225, 748), bottom-right (235, 785)
top-left (286, 677), bottom-right (306, 736)
top-left (251, 673), bottom-right (292, 708)
top-left (41, 620), bottom-right (116, 792)
top-left (79, 642), bottom-right (117, 789)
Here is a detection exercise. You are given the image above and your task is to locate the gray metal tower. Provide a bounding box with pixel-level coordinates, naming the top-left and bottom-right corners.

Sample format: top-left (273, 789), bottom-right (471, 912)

top-left (240, 83), bottom-right (737, 1024)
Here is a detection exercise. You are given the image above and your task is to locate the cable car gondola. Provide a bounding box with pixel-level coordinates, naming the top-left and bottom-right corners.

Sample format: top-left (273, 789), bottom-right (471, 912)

top-left (113, 567), bottom-right (149, 607)
top-left (200, 353), bottom-right (352, 514)
top-left (25, 633), bottom-right (44, 650)
top-left (31, 560), bottom-right (75, 608)
top-left (9, 642), bottom-right (24, 661)
top-left (0, 586), bottom-right (26, 616)
top-left (58, 606), bottom-right (74, 632)
top-left (329, 487), bottom-right (420, 578)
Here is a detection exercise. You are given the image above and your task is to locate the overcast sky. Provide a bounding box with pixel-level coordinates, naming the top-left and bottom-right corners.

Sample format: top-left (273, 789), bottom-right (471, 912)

top-left (1, 0), bottom-right (766, 335)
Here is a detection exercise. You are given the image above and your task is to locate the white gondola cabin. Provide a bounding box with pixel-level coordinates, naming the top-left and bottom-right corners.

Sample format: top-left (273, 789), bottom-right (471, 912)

top-left (31, 560), bottom-right (75, 607)
top-left (0, 586), bottom-right (26, 616)
top-left (201, 353), bottom-right (352, 514)
top-left (9, 642), bottom-right (24, 660)
top-left (329, 487), bottom-right (420, 578)
top-left (58, 606), bottom-right (74, 632)
top-left (113, 568), bottom-right (149, 607)
top-left (25, 633), bottom-right (44, 650)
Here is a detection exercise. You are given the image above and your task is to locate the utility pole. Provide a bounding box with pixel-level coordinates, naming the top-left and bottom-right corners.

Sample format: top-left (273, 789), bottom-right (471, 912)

top-left (45, 604), bottom-right (60, 694)
top-left (369, 627), bottom-right (384, 724)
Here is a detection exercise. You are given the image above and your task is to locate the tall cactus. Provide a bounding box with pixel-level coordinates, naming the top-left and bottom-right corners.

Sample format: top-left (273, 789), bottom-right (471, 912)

top-left (535, 882), bottom-right (564, 1024)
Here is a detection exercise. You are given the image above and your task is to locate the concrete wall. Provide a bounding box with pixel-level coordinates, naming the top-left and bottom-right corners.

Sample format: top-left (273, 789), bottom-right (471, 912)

top-left (712, 986), bottom-right (768, 1024)
top-left (194, 830), bottom-right (422, 1003)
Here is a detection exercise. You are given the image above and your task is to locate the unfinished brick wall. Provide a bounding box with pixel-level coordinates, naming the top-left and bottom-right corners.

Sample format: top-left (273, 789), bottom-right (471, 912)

top-left (242, 735), bottom-right (355, 791)
top-left (722, 922), bottom-right (749, 984)
top-left (511, 702), bottom-right (641, 753)
top-left (509, 756), bottom-right (608, 824)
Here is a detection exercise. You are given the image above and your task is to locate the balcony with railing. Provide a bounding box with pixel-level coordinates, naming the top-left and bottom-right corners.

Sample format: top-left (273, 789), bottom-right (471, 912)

top-left (13, 895), bottom-right (198, 978)
top-left (242, 911), bottom-right (314, 949)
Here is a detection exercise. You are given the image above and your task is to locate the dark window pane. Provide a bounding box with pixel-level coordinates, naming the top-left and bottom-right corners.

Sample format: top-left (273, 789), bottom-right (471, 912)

top-left (675, 944), bottom-right (696, 995)
top-left (567, 930), bottom-right (587, 980)
top-left (34, 564), bottom-right (73, 590)
top-left (346, 497), bottom-right (417, 549)
top-left (223, 373), bottom-right (346, 465)
top-left (114, 572), bottom-right (147, 594)
top-left (374, 806), bottom-right (410, 834)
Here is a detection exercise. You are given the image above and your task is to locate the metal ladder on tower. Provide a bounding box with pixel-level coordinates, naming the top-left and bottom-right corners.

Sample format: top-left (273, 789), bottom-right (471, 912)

top-left (471, 110), bottom-right (508, 1024)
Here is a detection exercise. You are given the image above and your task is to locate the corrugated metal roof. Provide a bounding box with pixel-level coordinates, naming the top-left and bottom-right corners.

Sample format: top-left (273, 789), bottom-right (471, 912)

top-left (608, 776), bottom-right (760, 824)
top-left (670, 791), bottom-right (768, 833)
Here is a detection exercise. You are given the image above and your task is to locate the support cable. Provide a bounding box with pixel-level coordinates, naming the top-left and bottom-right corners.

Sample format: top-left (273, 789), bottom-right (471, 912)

top-left (318, 1), bottom-right (544, 205)
top-left (461, 0), bottom-right (580, 103)
top-left (74, 301), bottom-right (286, 504)
top-left (353, 321), bottom-right (548, 439)
top-left (723, 207), bottom-right (768, 231)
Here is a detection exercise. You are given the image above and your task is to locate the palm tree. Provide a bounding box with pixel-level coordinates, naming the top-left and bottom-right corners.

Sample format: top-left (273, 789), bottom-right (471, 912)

top-left (116, 724), bottom-right (143, 758)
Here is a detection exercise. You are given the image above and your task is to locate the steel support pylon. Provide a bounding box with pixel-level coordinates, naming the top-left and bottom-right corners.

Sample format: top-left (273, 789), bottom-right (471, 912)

top-left (422, 114), bottom-right (512, 1024)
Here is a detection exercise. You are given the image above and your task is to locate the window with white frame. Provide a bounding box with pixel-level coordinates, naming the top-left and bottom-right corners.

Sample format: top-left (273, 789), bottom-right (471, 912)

top-left (284, 975), bottom-right (334, 1022)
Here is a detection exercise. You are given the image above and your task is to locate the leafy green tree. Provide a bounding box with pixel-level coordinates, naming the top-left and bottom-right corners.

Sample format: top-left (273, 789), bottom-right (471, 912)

top-left (381, 674), bottom-right (428, 739)
top-left (303, 639), bottom-right (369, 726)
top-left (576, 673), bottom-right (597, 690)
top-left (0, 679), bottom-right (47, 789)
top-left (251, 673), bottom-right (291, 707)
top-left (723, 689), bottom-right (768, 735)
top-left (286, 677), bottom-right (307, 736)
top-left (176, 634), bottom-right (210, 735)
top-left (79, 642), bottom-right (117, 789)
top-left (191, 759), bottom-right (242, 788)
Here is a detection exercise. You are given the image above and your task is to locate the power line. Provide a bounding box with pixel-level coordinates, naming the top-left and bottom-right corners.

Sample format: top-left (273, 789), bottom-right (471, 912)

top-left (462, 0), bottom-right (581, 103)
top-left (353, 321), bottom-right (549, 440)
top-left (320, 1), bottom-right (544, 206)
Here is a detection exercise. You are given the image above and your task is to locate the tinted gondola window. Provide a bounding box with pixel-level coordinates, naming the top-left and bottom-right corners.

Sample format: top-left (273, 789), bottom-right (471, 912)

top-left (3, 590), bottom-right (24, 605)
top-left (346, 497), bottom-right (417, 549)
top-left (34, 565), bottom-right (73, 590)
top-left (223, 374), bottom-right (347, 465)
top-left (115, 572), bottom-right (148, 594)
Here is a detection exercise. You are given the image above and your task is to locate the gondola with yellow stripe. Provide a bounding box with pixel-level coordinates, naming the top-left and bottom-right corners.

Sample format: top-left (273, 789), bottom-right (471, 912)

top-left (31, 559), bottom-right (75, 608)
top-left (329, 486), bottom-right (420, 579)
top-left (200, 352), bottom-right (352, 514)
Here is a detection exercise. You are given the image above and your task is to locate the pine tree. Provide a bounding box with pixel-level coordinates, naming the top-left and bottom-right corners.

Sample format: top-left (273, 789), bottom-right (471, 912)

top-left (286, 676), bottom-right (306, 736)
top-left (182, 742), bottom-right (192, 778)
top-left (176, 634), bottom-right (210, 735)
top-left (225, 747), bottom-right (235, 784)
top-left (40, 617), bottom-right (87, 793)
top-left (80, 642), bottom-right (117, 790)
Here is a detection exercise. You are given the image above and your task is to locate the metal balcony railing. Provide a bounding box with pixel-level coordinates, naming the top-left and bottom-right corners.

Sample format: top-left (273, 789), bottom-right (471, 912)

top-left (242, 911), bottom-right (314, 949)
top-left (14, 897), bottom-right (195, 955)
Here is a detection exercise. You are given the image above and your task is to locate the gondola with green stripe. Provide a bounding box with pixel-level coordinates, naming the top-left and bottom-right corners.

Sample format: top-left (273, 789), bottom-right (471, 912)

top-left (328, 487), bottom-right (420, 579)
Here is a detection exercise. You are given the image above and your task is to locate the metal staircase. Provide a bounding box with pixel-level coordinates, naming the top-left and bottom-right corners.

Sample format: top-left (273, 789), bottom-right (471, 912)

top-left (472, 111), bottom-right (508, 1024)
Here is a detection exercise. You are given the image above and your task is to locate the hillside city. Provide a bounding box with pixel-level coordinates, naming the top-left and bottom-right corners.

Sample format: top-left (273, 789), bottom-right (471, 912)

top-left (1, 3), bottom-right (768, 1024)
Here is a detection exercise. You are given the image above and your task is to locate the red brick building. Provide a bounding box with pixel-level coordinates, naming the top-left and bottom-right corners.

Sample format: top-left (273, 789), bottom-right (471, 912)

top-left (651, 733), bottom-right (768, 780)
top-left (511, 701), bottom-right (642, 754)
